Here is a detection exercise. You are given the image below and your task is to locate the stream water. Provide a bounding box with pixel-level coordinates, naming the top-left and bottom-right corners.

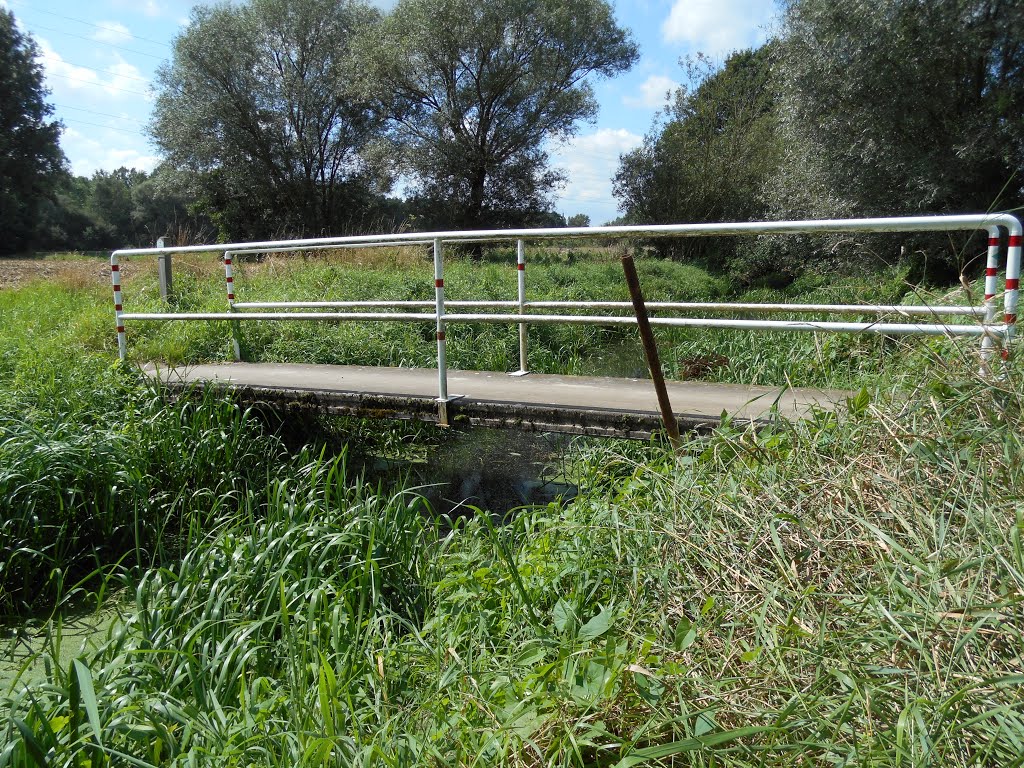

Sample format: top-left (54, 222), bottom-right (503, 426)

top-left (1, 425), bottom-right (586, 691)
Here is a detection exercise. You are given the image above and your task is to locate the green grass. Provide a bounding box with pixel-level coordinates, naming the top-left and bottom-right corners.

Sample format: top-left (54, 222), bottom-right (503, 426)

top-left (2, 251), bottom-right (1023, 765)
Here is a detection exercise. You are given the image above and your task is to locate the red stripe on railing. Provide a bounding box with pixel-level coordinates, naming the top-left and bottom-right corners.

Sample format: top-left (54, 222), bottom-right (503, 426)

top-left (986, 267), bottom-right (998, 276)
top-left (224, 258), bottom-right (232, 265)
top-left (1007, 278), bottom-right (1019, 289)
top-left (436, 331), bottom-right (445, 341)
top-left (116, 325), bottom-right (125, 333)
top-left (227, 293), bottom-right (235, 300)
top-left (517, 263), bottom-right (525, 271)
top-left (111, 264), bottom-right (119, 272)
top-left (226, 276), bottom-right (234, 283)
top-left (1005, 313), bottom-right (1018, 324)
top-left (989, 237), bottom-right (1000, 247)
top-left (115, 304), bottom-right (122, 311)
top-left (1009, 235), bottom-right (1022, 247)
top-left (435, 279), bottom-right (444, 288)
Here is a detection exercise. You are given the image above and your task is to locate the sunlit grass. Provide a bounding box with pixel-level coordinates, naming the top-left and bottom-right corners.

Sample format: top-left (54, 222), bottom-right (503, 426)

top-left (2, 252), bottom-right (1022, 765)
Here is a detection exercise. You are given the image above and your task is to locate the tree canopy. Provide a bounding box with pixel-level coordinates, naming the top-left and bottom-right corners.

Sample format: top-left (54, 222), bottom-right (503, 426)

top-left (149, 0), bottom-right (389, 240)
top-left (613, 47), bottom-right (780, 266)
top-left (362, 0), bottom-right (638, 233)
top-left (0, 9), bottom-right (66, 254)
top-left (773, 0), bottom-right (1024, 220)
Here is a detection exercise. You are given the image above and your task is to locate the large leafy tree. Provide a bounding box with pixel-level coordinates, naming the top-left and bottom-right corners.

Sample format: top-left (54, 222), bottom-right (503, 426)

top-left (0, 9), bottom-right (66, 254)
top-left (773, 0), bottom-right (1024, 220)
top-left (613, 47), bottom-right (780, 266)
top-left (150, 0), bottom-right (389, 240)
top-left (363, 0), bottom-right (638, 234)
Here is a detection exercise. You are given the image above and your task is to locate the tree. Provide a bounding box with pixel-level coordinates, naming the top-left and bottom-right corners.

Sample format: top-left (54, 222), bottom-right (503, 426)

top-left (362, 0), bottom-right (638, 236)
top-left (85, 167), bottom-right (147, 245)
top-left (773, 0), bottom-right (1024, 221)
top-left (150, 0), bottom-right (389, 240)
top-left (567, 213), bottom-right (591, 227)
top-left (613, 47), bottom-right (780, 266)
top-left (34, 166), bottom-right (212, 251)
top-left (0, 9), bottom-right (66, 254)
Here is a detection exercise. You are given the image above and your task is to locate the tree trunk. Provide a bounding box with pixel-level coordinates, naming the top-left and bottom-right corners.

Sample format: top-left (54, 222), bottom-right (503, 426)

top-left (467, 166), bottom-right (487, 261)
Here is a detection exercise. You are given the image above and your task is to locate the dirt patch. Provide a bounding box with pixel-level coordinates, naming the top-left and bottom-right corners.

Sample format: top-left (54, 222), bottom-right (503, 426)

top-left (0, 258), bottom-right (105, 291)
top-left (0, 257), bottom-right (156, 292)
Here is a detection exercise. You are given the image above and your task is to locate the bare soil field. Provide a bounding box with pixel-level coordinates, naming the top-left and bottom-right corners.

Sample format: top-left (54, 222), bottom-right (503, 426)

top-left (0, 257), bottom-right (112, 291)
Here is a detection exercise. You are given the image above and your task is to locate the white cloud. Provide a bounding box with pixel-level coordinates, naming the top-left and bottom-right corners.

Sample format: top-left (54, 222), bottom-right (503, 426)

top-left (62, 127), bottom-right (159, 175)
top-left (93, 22), bottom-right (133, 45)
top-left (662, 0), bottom-right (776, 57)
top-left (38, 39), bottom-right (150, 101)
top-left (624, 74), bottom-right (679, 109)
top-left (551, 128), bottom-right (644, 224)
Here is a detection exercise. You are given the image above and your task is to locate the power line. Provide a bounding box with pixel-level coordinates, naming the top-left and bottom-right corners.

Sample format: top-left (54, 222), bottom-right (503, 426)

top-left (48, 58), bottom-right (151, 84)
top-left (18, 5), bottom-right (172, 49)
top-left (22, 20), bottom-right (166, 60)
top-left (45, 71), bottom-right (151, 98)
top-left (54, 103), bottom-right (147, 125)
top-left (61, 117), bottom-right (146, 136)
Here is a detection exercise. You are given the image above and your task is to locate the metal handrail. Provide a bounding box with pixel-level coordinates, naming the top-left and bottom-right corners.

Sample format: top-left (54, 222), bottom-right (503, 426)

top-left (228, 300), bottom-right (986, 316)
top-left (110, 214), bottom-right (1022, 410)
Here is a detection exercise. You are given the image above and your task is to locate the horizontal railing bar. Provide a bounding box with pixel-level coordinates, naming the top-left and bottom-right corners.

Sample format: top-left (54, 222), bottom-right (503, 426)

top-left (122, 312), bottom-right (436, 322)
top-left (231, 299), bottom-right (985, 316)
top-left (119, 311), bottom-right (1002, 337)
top-left (519, 301), bottom-right (986, 316)
top-left (230, 240), bottom-right (429, 256)
top-left (446, 314), bottom-right (1001, 337)
top-left (233, 300), bottom-right (515, 309)
top-left (112, 213), bottom-right (1021, 257)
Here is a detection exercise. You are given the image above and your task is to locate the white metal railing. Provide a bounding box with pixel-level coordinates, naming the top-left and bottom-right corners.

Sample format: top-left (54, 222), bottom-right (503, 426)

top-left (111, 214), bottom-right (1022, 409)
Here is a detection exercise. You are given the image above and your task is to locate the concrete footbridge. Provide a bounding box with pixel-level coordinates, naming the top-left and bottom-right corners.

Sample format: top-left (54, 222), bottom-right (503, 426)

top-left (145, 362), bottom-right (850, 439)
top-left (114, 215), bottom-right (1020, 439)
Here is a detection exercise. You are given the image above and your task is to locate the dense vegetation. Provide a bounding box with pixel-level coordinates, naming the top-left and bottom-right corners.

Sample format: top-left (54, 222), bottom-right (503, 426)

top-left (3, 0), bottom-right (1024, 763)
top-left (0, 9), bottom-right (65, 254)
top-left (5, 0), bottom-right (1022, 279)
top-left (3, 250), bottom-right (1023, 765)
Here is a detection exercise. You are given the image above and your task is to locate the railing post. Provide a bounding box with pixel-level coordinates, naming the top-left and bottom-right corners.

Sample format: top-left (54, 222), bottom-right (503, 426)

top-left (1005, 226), bottom-right (1021, 360)
top-left (433, 238), bottom-right (450, 426)
top-left (156, 237), bottom-right (172, 301)
top-left (223, 251), bottom-right (242, 361)
top-left (980, 227), bottom-right (1002, 372)
top-left (622, 252), bottom-right (681, 449)
top-left (111, 253), bottom-right (126, 360)
top-left (512, 238), bottom-right (529, 376)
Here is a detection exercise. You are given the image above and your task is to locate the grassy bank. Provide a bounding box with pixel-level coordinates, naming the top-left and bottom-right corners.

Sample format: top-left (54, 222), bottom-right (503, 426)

top-left (3, 251), bottom-right (1023, 765)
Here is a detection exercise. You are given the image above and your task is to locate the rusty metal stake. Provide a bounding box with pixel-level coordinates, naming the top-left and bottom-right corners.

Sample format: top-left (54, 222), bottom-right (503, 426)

top-left (621, 253), bottom-right (682, 449)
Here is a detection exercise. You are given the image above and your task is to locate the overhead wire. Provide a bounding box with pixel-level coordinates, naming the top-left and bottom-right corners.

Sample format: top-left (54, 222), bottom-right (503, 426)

top-left (46, 58), bottom-right (152, 84)
top-left (45, 71), bottom-right (151, 98)
top-left (16, 5), bottom-right (172, 49)
top-left (18, 20), bottom-right (166, 60)
top-left (61, 117), bottom-right (146, 136)
top-left (54, 103), bottom-right (147, 124)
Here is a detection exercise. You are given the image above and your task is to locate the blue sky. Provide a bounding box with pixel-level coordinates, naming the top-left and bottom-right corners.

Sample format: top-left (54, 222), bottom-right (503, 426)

top-left (5, 0), bottom-right (777, 226)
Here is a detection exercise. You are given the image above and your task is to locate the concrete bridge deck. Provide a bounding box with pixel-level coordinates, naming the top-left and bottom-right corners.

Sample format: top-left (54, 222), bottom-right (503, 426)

top-left (145, 362), bottom-right (851, 439)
